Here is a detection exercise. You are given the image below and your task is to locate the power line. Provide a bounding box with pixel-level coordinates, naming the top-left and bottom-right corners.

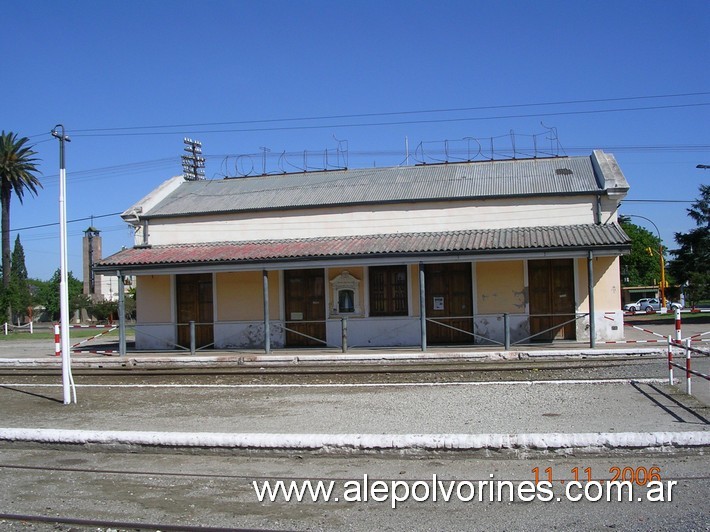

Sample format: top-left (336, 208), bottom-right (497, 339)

top-left (32, 143), bottom-right (709, 185)
top-left (66, 91), bottom-right (710, 134)
top-left (68, 102), bottom-right (710, 137)
top-left (9, 198), bottom-right (691, 237)
top-left (11, 212), bottom-right (123, 233)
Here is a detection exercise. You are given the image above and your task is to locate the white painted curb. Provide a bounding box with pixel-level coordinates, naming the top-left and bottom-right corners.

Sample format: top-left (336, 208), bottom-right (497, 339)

top-left (0, 347), bottom-right (663, 368)
top-left (1, 428), bottom-right (708, 451)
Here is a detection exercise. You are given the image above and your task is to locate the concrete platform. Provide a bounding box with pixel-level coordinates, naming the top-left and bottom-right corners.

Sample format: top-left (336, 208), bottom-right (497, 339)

top-left (1, 336), bottom-right (707, 456)
top-left (0, 371), bottom-right (708, 455)
top-left (0, 342), bottom-right (667, 369)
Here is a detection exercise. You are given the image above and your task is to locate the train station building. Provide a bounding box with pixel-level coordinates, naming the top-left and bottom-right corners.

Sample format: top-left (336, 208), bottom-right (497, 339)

top-left (95, 150), bottom-right (631, 351)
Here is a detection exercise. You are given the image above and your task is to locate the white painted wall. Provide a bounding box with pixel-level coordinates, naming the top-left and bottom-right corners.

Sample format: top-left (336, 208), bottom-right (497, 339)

top-left (135, 324), bottom-right (175, 350)
top-left (138, 196), bottom-right (599, 246)
top-left (214, 321), bottom-right (285, 349)
top-left (575, 311), bottom-right (625, 343)
top-left (473, 314), bottom-right (530, 345)
top-left (326, 317), bottom-right (422, 348)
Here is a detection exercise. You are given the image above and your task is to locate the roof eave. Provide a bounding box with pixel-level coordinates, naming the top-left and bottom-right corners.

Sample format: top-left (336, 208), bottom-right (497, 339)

top-left (94, 242), bottom-right (630, 275)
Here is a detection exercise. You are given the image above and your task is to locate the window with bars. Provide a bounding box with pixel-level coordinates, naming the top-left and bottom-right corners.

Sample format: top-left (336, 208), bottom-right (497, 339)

top-left (369, 265), bottom-right (408, 316)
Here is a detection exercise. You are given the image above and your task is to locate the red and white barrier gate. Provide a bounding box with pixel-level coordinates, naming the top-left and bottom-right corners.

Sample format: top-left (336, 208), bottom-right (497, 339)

top-left (52, 323), bottom-right (120, 356)
top-left (54, 323), bottom-right (60, 357)
top-left (667, 336), bottom-right (709, 396)
top-left (606, 307), bottom-right (710, 345)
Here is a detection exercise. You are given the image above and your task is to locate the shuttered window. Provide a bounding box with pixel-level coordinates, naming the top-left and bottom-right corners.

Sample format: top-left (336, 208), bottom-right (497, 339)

top-left (369, 265), bottom-right (408, 316)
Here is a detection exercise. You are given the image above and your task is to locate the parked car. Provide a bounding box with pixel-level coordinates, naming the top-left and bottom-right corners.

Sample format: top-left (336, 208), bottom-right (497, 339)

top-left (623, 298), bottom-right (661, 313)
top-left (623, 298), bottom-right (684, 313)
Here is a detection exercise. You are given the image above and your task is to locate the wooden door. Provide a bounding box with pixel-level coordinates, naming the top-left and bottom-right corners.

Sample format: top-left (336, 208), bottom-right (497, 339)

top-left (424, 263), bottom-right (473, 344)
top-left (528, 259), bottom-right (575, 341)
top-left (176, 273), bottom-right (214, 349)
top-left (284, 269), bottom-right (326, 347)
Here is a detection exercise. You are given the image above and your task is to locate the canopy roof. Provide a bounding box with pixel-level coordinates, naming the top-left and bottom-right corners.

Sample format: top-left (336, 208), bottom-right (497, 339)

top-left (96, 223), bottom-right (630, 273)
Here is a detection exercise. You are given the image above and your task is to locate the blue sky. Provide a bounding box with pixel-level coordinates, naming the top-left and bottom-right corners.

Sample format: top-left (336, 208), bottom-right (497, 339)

top-left (3, 0), bottom-right (709, 281)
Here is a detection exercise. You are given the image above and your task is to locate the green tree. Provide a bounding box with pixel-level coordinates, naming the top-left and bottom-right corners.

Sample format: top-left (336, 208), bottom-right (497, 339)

top-left (0, 132), bottom-right (41, 320)
top-left (669, 184), bottom-right (710, 305)
top-left (27, 277), bottom-right (48, 320)
top-left (619, 218), bottom-right (663, 286)
top-left (6, 234), bottom-right (31, 323)
top-left (88, 299), bottom-right (119, 322)
top-left (40, 269), bottom-right (86, 321)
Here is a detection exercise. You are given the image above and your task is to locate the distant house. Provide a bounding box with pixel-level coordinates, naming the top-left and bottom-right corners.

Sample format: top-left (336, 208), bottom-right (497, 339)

top-left (94, 151), bottom-right (631, 351)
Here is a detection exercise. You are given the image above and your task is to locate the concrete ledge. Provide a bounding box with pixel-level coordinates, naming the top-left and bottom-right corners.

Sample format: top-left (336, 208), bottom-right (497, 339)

top-left (0, 347), bottom-right (664, 369)
top-left (1, 428), bottom-right (708, 453)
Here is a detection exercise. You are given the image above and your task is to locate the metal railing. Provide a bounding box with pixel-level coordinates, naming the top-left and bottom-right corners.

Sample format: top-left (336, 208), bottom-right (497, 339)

top-left (512, 313), bottom-right (589, 346)
top-left (281, 320), bottom-right (329, 347)
top-left (425, 315), bottom-right (504, 346)
top-left (423, 312), bottom-right (589, 350)
top-left (176, 321), bottom-right (215, 354)
top-left (131, 311), bottom-right (598, 355)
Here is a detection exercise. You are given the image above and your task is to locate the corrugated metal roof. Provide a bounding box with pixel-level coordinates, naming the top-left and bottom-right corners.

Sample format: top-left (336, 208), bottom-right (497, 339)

top-left (96, 224), bottom-right (630, 270)
top-left (143, 156), bottom-right (603, 218)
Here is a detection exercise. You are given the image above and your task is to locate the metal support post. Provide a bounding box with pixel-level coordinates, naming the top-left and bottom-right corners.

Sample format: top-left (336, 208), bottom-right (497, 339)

top-left (341, 317), bottom-right (348, 353)
top-left (587, 251), bottom-right (596, 348)
top-left (263, 270), bottom-right (270, 354)
top-left (189, 320), bottom-right (196, 356)
top-left (504, 313), bottom-right (511, 350)
top-left (685, 339), bottom-right (692, 395)
top-left (659, 245), bottom-right (667, 308)
top-left (117, 271), bottom-right (126, 356)
top-left (419, 264), bottom-right (427, 352)
top-left (667, 336), bottom-right (674, 385)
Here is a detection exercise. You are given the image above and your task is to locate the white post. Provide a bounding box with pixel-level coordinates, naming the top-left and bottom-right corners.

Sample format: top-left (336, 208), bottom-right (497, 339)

top-left (3, 323), bottom-right (6, 335)
top-left (675, 307), bottom-right (682, 343)
top-left (117, 272), bottom-right (126, 356)
top-left (685, 338), bottom-right (692, 396)
top-left (667, 336), bottom-right (673, 385)
top-left (52, 125), bottom-right (76, 405)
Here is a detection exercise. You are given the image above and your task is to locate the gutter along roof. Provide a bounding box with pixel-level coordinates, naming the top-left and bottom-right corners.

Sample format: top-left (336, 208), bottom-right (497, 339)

top-left (126, 153), bottom-right (625, 220)
top-left (95, 224), bottom-right (630, 273)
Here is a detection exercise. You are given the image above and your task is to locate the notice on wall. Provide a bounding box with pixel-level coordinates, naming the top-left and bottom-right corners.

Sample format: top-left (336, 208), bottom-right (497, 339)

top-left (433, 296), bottom-right (445, 311)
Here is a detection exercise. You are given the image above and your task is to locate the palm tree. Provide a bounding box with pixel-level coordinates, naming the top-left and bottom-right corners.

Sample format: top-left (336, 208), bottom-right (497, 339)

top-left (0, 132), bottom-right (41, 318)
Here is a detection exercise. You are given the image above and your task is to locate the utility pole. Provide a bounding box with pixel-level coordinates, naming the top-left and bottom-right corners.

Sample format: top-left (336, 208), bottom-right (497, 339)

top-left (51, 124), bottom-right (76, 405)
top-left (259, 146), bottom-right (270, 175)
top-left (646, 246), bottom-right (667, 308)
top-left (181, 138), bottom-right (205, 180)
top-left (625, 214), bottom-right (667, 308)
